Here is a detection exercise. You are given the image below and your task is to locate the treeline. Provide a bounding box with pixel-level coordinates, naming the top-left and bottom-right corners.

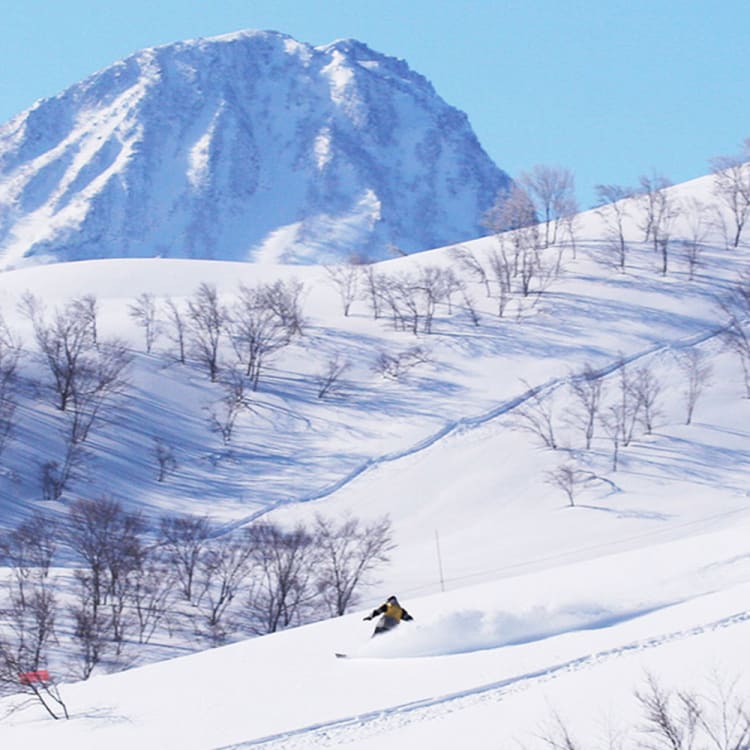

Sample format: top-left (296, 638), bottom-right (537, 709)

top-left (0, 498), bottom-right (393, 717)
top-left (590, 138), bottom-right (750, 274)
top-left (0, 280), bottom-right (308, 499)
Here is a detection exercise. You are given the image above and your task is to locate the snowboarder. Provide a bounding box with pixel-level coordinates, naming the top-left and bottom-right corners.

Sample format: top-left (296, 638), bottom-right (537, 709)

top-left (363, 595), bottom-right (413, 636)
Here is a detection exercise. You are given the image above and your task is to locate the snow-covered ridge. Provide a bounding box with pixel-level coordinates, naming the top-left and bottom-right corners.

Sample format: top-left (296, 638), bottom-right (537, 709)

top-left (0, 29), bottom-right (509, 268)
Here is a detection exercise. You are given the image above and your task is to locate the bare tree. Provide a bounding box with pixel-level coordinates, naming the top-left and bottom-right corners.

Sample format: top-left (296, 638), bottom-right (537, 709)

top-left (361, 265), bottom-right (383, 320)
top-left (128, 292), bottom-right (160, 353)
top-left (378, 268), bottom-right (456, 334)
top-left (67, 338), bottom-right (132, 444)
top-left (0, 586), bottom-right (68, 719)
top-left (486, 185), bottom-right (544, 301)
top-left (637, 172), bottom-right (669, 244)
top-left (518, 235), bottom-right (544, 298)
top-left (227, 282), bottom-right (299, 391)
top-left (436, 266), bottom-right (463, 315)
top-left (0, 514), bottom-right (58, 605)
top-left (416, 265), bottom-right (460, 333)
top-left (325, 264), bottom-right (360, 317)
top-left (38, 338), bottom-right (130, 501)
top-left (451, 245), bottom-right (491, 297)
top-left (187, 283), bottom-right (226, 382)
top-left (638, 173), bottom-right (679, 274)
top-left (374, 346), bottom-right (431, 381)
top-left (209, 368), bottom-right (253, 444)
top-left (194, 533), bottom-right (253, 644)
top-left (244, 522), bottom-right (318, 635)
top-left (69, 591), bottom-right (112, 680)
top-left (4, 586), bottom-right (57, 674)
top-left (520, 164), bottom-right (576, 247)
top-left (688, 673), bottom-right (750, 750)
top-left (537, 710), bottom-right (587, 750)
top-left (460, 288), bottom-right (481, 326)
top-left (66, 497), bottom-right (146, 650)
top-left (39, 443), bottom-right (86, 502)
top-left (597, 360), bottom-right (642, 470)
top-left (20, 293), bottom-right (97, 411)
top-left (21, 293), bottom-right (131, 500)
top-left (484, 184), bottom-right (537, 237)
top-left (545, 463), bottom-right (595, 508)
top-left (617, 360), bottom-right (643, 446)
top-left (376, 273), bottom-right (410, 333)
top-left (153, 437), bottom-right (178, 482)
top-left (70, 294), bottom-right (99, 346)
top-left (515, 382), bottom-right (558, 450)
top-left (557, 193), bottom-right (581, 259)
top-left (567, 364), bottom-right (604, 450)
top-left (316, 354), bottom-right (350, 399)
top-left (159, 513), bottom-right (213, 603)
top-left (710, 138), bottom-right (750, 248)
top-left (399, 273), bottom-right (425, 334)
top-left (595, 184), bottom-right (633, 270)
top-left (75, 497), bottom-right (146, 656)
top-left (384, 272), bottom-right (425, 334)
top-left (260, 279), bottom-right (306, 338)
top-left (681, 198), bottom-right (710, 280)
top-left (599, 403), bottom-right (624, 472)
top-left (313, 514), bottom-right (394, 616)
top-left (631, 362), bottom-right (662, 434)
top-left (635, 672), bottom-right (750, 750)
top-left (129, 545), bottom-right (176, 645)
top-left (487, 248), bottom-right (513, 317)
top-left (42, 338), bottom-right (132, 500)
top-left (0, 544), bottom-right (57, 670)
top-left (655, 187), bottom-right (679, 276)
top-left (162, 297), bottom-right (188, 364)
top-left (675, 348), bottom-right (713, 425)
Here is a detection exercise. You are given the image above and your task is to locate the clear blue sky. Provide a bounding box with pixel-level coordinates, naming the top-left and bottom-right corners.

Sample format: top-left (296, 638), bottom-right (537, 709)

top-left (2, 0), bottom-right (748, 208)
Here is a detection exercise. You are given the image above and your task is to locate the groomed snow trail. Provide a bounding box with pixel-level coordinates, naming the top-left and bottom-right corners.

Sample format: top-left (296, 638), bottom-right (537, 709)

top-left (220, 322), bottom-right (728, 535)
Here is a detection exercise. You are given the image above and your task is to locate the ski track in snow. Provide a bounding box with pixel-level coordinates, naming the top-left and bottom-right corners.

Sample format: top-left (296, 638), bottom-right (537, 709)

top-left (220, 322), bottom-right (730, 535)
top-left (216, 609), bottom-right (750, 749)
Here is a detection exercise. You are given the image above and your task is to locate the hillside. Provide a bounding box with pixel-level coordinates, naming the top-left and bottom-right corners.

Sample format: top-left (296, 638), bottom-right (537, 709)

top-left (0, 170), bottom-right (749, 747)
top-left (0, 29), bottom-right (509, 268)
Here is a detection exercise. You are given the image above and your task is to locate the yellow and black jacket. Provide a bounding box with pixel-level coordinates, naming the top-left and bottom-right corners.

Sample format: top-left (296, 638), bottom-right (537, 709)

top-left (365, 597), bottom-right (414, 634)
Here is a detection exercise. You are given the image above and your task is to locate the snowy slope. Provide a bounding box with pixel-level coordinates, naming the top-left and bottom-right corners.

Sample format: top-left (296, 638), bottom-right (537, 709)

top-left (1, 506), bottom-right (749, 749)
top-left (0, 170), bottom-right (749, 747)
top-left (0, 30), bottom-right (509, 268)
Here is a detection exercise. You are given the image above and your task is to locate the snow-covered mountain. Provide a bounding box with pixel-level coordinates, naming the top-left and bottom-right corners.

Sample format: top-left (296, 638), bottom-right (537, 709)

top-left (0, 29), bottom-right (509, 268)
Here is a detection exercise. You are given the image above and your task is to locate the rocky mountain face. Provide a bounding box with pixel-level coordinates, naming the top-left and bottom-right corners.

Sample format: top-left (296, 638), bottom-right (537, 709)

top-left (0, 30), bottom-right (510, 267)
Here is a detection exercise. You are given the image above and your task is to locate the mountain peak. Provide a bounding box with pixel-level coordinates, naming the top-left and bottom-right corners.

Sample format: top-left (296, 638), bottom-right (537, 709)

top-left (0, 31), bottom-right (510, 268)
top-left (319, 37), bottom-right (382, 60)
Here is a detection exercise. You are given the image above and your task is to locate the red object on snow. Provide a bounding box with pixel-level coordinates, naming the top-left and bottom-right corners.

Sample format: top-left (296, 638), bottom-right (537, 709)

top-left (18, 670), bottom-right (50, 685)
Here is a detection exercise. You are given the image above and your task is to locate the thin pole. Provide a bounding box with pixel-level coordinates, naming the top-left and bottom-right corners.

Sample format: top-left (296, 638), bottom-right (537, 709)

top-left (435, 529), bottom-right (445, 592)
